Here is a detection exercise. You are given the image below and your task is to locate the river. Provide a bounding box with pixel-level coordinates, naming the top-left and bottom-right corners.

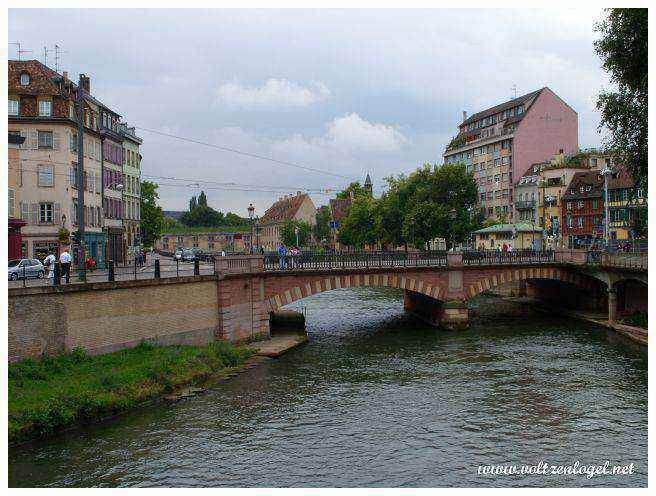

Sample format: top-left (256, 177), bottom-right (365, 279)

top-left (8, 287), bottom-right (647, 487)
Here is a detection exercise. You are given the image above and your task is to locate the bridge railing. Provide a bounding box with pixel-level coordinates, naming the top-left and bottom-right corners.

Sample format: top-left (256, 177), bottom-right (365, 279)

top-left (263, 250), bottom-right (448, 271)
top-left (586, 251), bottom-right (647, 270)
top-left (462, 249), bottom-right (555, 265)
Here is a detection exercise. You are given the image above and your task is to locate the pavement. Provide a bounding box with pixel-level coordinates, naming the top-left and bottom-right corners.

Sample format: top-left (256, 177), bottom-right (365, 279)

top-left (247, 331), bottom-right (309, 357)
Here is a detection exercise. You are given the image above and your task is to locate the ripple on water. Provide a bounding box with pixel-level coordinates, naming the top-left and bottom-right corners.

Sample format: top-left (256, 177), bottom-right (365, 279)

top-left (8, 288), bottom-right (647, 488)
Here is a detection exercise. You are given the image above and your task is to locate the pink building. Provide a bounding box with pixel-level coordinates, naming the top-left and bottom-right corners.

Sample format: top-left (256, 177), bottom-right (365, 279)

top-left (443, 87), bottom-right (578, 222)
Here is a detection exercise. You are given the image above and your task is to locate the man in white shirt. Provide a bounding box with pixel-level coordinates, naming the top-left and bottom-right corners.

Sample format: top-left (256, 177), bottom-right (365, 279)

top-left (43, 251), bottom-right (56, 284)
top-left (59, 248), bottom-right (72, 284)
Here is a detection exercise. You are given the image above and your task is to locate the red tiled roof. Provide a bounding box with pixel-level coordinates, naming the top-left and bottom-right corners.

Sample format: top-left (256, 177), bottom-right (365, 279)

top-left (258, 193), bottom-right (309, 224)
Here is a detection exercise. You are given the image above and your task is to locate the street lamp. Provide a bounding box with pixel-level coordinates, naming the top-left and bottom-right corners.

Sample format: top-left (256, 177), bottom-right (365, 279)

top-left (247, 203), bottom-right (255, 254)
top-left (600, 167), bottom-right (613, 250)
top-left (449, 208), bottom-right (457, 251)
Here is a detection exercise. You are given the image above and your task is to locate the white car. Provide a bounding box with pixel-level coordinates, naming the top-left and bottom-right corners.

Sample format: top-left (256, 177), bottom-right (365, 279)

top-left (9, 258), bottom-right (45, 280)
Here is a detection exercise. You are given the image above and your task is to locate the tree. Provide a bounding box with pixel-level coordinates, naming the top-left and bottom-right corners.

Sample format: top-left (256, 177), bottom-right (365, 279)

top-left (595, 9), bottom-right (647, 191)
top-left (336, 181), bottom-right (366, 200)
top-left (313, 205), bottom-right (332, 244)
top-left (140, 180), bottom-right (164, 248)
top-left (197, 191), bottom-right (208, 207)
top-left (280, 219), bottom-right (311, 247)
top-left (338, 195), bottom-right (377, 249)
top-left (162, 216), bottom-right (183, 229)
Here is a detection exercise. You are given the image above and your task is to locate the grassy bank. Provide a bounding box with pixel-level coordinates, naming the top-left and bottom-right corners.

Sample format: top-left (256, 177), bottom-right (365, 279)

top-left (9, 341), bottom-right (255, 445)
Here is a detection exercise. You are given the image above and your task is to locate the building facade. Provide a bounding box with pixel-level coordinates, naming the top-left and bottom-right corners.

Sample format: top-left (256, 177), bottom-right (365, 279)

top-left (256, 192), bottom-right (317, 251)
top-left (119, 123), bottom-right (142, 260)
top-left (155, 230), bottom-right (252, 254)
top-left (8, 61), bottom-right (105, 263)
top-left (443, 87), bottom-right (578, 222)
top-left (561, 170), bottom-right (605, 248)
top-left (8, 133), bottom-right (26, 259)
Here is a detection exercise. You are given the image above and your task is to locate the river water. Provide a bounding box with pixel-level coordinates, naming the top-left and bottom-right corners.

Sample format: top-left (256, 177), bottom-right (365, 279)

top-left (9, 287), bottom-right (647, 487)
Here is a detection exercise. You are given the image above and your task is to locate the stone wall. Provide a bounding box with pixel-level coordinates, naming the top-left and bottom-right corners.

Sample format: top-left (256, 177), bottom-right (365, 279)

top-left (8, 276), bottom-right (222, 362)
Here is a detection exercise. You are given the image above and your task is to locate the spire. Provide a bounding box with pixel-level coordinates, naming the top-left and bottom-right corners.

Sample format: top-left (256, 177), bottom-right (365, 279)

top-left (364, 173), bottom-right (373, 197)
top-left (364, 173), bottom-right (372, 186)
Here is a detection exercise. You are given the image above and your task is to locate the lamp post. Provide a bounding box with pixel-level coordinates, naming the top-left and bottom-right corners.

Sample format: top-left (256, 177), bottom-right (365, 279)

top-left (247, 203), bottom-right (255, 254)
top-left (600, 167), bottom-right (613, 250)
top-left (449, 208), bottom-right (457, 251)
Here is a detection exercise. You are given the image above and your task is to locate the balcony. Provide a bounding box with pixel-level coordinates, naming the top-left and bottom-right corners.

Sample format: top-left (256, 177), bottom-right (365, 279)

top-left (445, 129), bottom-right (514, 155)
top-left (515, 200), bottom-right (535, 210)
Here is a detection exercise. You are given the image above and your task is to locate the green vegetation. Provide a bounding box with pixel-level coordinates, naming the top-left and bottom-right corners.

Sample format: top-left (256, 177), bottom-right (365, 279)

top-left (336, 162), bottom-right (481, 250)
top-left (140, 180), bottom-right (164, 248)
top-left (281, 219), bottom-right (312, 248)
top-left (313, 205), bottom-right (332, 245)
top-left (621, 311), bottom-right (647, 329)
top-left (9, 341), bottom-right (255, 444)
top-left (595, 8), bottom-right (647, 192)
top-left (180, 191), bottom-right (251, 228)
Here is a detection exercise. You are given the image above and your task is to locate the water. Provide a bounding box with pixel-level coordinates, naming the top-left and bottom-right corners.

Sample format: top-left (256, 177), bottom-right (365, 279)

top-left (8, 287), bottom-right (647, 487)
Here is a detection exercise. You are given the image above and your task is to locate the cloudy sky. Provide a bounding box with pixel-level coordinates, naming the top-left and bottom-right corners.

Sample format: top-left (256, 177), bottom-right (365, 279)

top-left (9, 8), bottom-right (612, 214)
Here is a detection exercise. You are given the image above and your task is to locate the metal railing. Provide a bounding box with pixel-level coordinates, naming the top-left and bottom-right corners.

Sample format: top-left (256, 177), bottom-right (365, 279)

top-left (587, 251), bottom-right (647, 270)
top-left (462, 249), bottom-right (555, 265)
top-left (514, 200), bottom-right (536, 210)
top-left (263, 250), bottom-right (448, 271)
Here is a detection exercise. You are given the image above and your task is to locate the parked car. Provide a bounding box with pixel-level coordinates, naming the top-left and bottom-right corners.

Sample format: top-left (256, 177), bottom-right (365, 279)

top-left (8, 258), bottom-right (45, 280)
top-left (174, 249), bottom-right (183, 261)
top-left (181, 249), bottom-right (196, 262)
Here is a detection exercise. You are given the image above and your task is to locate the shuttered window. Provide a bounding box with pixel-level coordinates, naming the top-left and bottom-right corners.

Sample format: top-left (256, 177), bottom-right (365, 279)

top-left (37, 165), bottom-right (54, 187)
top-left (8, 189), bottom-right (15, 217)
top-left (39, 203), bottom-right (53, 224)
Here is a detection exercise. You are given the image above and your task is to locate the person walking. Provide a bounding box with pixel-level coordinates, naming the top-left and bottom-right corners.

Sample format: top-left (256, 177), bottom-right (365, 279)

top-left (278, 244), bottom-right (287, 269)
top-left (43, 250), bottom-right (56, 284)
top-left (59, 248), bottom-right (72, 283)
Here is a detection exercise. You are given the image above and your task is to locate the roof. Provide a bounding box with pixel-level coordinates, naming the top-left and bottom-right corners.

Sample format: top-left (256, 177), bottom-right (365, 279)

top-left (258, 193), bottom-right (310, 224)
top-left (561, 170), bottom-right (604, 200)
top-left (462, 88), bottom-right (544, 127)
top-left (163, 210), bottom-right (186, 220)
top-left (329, 197), bottom-right (352, 221)
top-left (473, 223), bottom-right (542, 234)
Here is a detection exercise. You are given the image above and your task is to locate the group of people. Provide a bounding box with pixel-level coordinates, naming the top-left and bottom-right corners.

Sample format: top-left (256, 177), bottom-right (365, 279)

top-left (277, 245), bottom-right (300, 269)
top-left (42, 248), bottom-right (72, 284)
top-left (134, 249), bottom-right (148, 267)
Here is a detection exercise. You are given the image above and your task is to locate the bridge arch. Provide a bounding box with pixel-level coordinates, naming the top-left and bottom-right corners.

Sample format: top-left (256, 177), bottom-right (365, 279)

top-left (263, 272), bottom-right (447, 313)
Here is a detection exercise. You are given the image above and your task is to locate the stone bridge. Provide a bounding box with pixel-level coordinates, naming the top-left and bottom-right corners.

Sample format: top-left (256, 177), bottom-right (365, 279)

top-left (217, 250), bottom-right (647, 336)
top-left (8, 250), bottom-right (647, 361)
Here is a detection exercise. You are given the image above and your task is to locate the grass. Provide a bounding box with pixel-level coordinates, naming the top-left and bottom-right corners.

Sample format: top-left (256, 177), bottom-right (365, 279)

top-left (8, 341), bottom-right (255, 445)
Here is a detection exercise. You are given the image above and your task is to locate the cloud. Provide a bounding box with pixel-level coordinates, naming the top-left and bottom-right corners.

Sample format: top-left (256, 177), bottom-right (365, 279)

top-left (325, 113), bottom-right (408, 152)
top-left (215, 79), bottom-right (330, 107)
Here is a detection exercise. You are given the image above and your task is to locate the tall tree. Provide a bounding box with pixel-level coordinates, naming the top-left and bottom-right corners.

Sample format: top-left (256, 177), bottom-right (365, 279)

top-left (197, 191), bottom-right (208, 207)
top-left (338, 195), bottom-right (377, 249)
top-left (313, 205), bottom-right (332, 244)
top-left (140, 180), bottom-right (164, 248)
top-left (336, 181), bottom-right (366, 200)
top-left (280, 219), bottom-right (311, 247)
top-left (595, 8), bottom-right (648, 190)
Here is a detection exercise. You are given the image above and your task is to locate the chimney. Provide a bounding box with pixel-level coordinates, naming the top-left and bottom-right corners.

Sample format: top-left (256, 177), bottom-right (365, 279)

top-left (79, 73), bottom-right (90, 94)
top-left (63, 71), bottom-right (68, 80)
top-left (462, 110), bottom-right (468, 123)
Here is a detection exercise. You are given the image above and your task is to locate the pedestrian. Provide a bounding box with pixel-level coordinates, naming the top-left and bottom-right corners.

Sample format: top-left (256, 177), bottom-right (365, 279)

top-left (502, 242), bottom-right (508, 252)
top-left (508, 244), bottom-right (513, 253)
top-left (278, 244), bottom-right (287, 269)
top-left (43, 250), bottom-right (56, 284)
top-left (59, 248), bottom-right (72, 283)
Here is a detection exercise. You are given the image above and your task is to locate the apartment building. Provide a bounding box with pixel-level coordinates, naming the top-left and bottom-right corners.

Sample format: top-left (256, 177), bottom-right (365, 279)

top-left (8, 133), bottom-right (26, 259)
top-left (256, 192), bottom-right (317, 250)
top-left (8, 60), bottom-right (105, 262)
top-left (119, 123), bottom-right (142, 259)
top-left (443, 87), bottom-right (578, 222)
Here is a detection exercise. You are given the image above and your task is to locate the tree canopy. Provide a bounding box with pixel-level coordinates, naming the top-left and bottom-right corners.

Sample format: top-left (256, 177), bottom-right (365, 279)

top-left (595, 8), bottom-right (647, 191)
top-left (180, 191), bottom-right (250, 228)
top-left (313, 205), bottom-right (332, 244)
top-left (280, 219), bottom-right (312, 248)
top-left (140, 180), bottom-right (164, 248)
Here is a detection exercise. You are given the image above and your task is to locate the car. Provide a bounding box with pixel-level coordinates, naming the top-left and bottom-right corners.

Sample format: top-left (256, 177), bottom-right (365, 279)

top-left (8, 258), bottom-right (45, 280)
top-left (181, 249), bottom-right (196, 262)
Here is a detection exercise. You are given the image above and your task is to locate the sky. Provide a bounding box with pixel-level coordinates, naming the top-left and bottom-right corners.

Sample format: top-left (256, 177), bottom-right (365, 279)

top-left (9, 8), bottom-right (613, 215)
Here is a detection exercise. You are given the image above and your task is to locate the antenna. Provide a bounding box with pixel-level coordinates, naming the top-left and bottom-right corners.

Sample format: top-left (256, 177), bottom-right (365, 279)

top-left (10, 42), bottom-right (32, 61)
top-left (53, 44), bottom-right (67, 73)
top-left (511, 84), bottom-right (518, 99)
top-left (43, 44), bottom-right (49, 67)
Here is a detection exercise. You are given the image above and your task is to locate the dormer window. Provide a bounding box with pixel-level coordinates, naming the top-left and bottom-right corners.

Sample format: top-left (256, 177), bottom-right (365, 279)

top-left (20, 73), bottom-right (30, 86)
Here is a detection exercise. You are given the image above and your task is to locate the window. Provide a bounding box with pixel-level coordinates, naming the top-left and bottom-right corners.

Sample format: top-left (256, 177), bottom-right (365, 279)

top-left (566, 202), bottom-right (572, 211)
top-left (517, 105), bottom-right (524, 114)
top-left (592, 199), bottom-right (599, 209)
top-left (589, 158), bottom-right (597, 167)
top-left (577, 201), bottom-right (584, 209)
top-left (8, 98), bottom-right (19, 116)
top-left (39, 203), bottom-right (53, 224)
top-left (38, 131), bottom-right (53, 149)
top-left (9, 189), bottom-right (15, 217)
top-left (37, 165), bottom-right (54, 187)
top-left (38, 100), bottom-right (52, 117)
top-left (20, 73), bottom-right (30, 86)
top-left (577, 217), bottom-right (584, 228)
top-left (567, 216), bottom-right (573, 228)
